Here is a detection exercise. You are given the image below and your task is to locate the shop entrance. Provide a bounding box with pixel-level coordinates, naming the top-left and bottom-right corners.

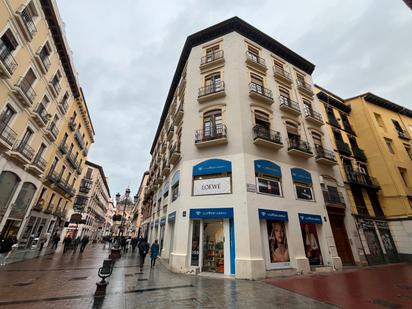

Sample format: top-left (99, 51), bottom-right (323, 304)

top-left (329, 214), bottom-right (355, 265)
top-left (202, 220), bottom-right (225, 273)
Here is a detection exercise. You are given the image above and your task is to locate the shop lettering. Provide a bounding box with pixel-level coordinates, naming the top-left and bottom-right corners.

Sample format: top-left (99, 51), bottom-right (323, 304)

top-left (202, 183), bottom-right (221, 190)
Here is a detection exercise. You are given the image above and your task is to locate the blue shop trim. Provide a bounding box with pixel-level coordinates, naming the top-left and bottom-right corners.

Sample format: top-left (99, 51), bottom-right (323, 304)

top-left (254, 160), bottom-right (282, 178)
top-left (298, 213), bottom-right (322, 224)
top-left (160, 217), bottom-right (166, 226)
top-left (168, 211), bottom-right (176, 222)
top-left (190, 208), bottom-right (234, 219)
top-left (258, 209), bottom-right (288, 221)
top-left (291, 168), bottom-right (312, 184)
top-left (193, 159), bottom-right (232, 176)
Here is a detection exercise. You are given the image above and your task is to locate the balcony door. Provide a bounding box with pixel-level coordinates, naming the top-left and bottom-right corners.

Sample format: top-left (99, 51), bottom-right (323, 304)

top-left (205, 73), bottom-right (221, 93)
top-left (203, 109), bottom-right (222, 139)
top-left (286, 121), bottom-right (299, 142)
top-left (250, 73), bottom-right (264, 94)
top-left (21, 128), bottom-right (33, 146)
top-left (0, 105), bottom-right (15, 127)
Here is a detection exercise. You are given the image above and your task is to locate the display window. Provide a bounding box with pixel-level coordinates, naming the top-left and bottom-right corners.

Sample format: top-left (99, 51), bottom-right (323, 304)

top-left (295, 183), bottom-right (314, 201)
top-left (267, 220), bottom-right (289, 263)
top-left (257, 176), bottom-right (282, 196)
top-left (300, 223), bottom-right (322, 265)
top-left (191, 220), bottom-right (200, 266)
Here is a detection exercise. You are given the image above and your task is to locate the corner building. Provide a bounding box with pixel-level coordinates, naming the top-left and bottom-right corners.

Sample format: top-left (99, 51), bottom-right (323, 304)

top-left (144, 17), bottom-right (361, 279)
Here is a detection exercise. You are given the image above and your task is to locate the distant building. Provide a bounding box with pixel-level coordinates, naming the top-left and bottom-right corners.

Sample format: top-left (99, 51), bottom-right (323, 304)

top-left (131, 172), bottom-right (149, 237)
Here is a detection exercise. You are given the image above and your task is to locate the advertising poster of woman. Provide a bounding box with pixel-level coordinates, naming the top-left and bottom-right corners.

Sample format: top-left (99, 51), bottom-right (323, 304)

top-left (301, 223), bottom-right (322, 265)
top-left (267, 221), bottom-right (289, 264)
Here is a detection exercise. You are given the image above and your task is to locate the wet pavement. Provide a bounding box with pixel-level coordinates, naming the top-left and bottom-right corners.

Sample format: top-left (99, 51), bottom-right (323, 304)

top-left (265, 263), bottom-right (412, 309)
top-left (0, 245), bottom-right (334, 309)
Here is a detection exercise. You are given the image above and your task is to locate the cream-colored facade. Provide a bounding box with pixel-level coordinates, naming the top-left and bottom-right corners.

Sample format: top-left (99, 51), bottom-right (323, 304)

top-left (140, 17), bottom-right (362, 280)
top-left (0, 0), bottom-right (94, 251)
top-left (68, 161), bottom-right (110, 241)
top-left (131, 172), bottom-right (148, 237)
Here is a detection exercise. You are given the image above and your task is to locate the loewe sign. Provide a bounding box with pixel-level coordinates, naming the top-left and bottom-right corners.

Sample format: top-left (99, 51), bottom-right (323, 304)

top-left (193, 177), bottom-right (231, 196)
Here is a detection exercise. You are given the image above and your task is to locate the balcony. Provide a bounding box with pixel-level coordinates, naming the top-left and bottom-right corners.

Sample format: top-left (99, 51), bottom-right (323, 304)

top-left (161, 160), bottom-right (170, 177)
top-left (75, 129), bottom-right (85, 149)
top-left (34, 48), bottom-right (51, 74)
top-left (279, 96), bottom-right (301, 116)
top-left (252, 125), bottom-right (283, 149)
top-left (198, 81), bottom-right (225, 103)
top-left (352, 146), bottom-right (367, 162)
top-left (58, 98), bottom-right (69, 115)
top-left (53, 208), bottom-right (67, 219)
top-left (0, 41), bottom-right (17, 78)
top-left (45, 122), bottom-right (59, 142)
top-left (46, 170), bottom-right (60, 186)
top-left (58, 142), bottom-right (68, 155)
top-left (397, 129), bottom-right (410, 140)
top-left (15, 6), bottom-right (37, 41)
top-left (57, 178), bottom-right (76, 198)
top-left (76, 165), bottom-right (83, 176)
top-left (245, 51), bottom-right (267, 73)
top-left (195, 124), bottom-right (228, 148)
top-left (74, 195), bottom-right (88, 211)
top-left (27, 155), bottom-right (47, 176)
top-left (83, 148), bottom-right (88, 157)
top-left (327, 114), bottom-right (341, 128)
top-left (315, 146), bottom-right (337, 166)
top-left (287, 138), bottom-right (313, 158)
top-left (342, 121), bottom-right (355, 134)
top-left (345, 169), bottom-right (380, 189)
top-left (167, 125), bottom-right (174, 141)
top-left (322, 190), bottom-right (346, 208)
top-left (169, 143), bottom-right (181, 165)
top-left (173, 100), bottom-right (184, 124)
top-left (336, 140), bottom-right (352, 156)
top-left (305, 109), bottom-right (324, 126)
top-left (31, 103), bottom-right (49, 127)
top-left (66, 152), bottom-right (80, 170)
top-left (68, 117), bottom-right (76, 131)
top-left (48, 81), bottom-right (61, 98)
top-left (296, 79), bottom-right (314, 97)
top-left (249, 83), bottom-right (274, 104)
top-left (13, 77), bottom-right (36, 107)
top-left (0, 121), bottom-right (17, 150)
top-left (9, 140), bottom-right (35, 164)
top-left (200, 50), bottom-right (224, 71)
top-left (79, 177), bottom-right (93, 194)
top-left (273, 66), bottom-right (292, 86)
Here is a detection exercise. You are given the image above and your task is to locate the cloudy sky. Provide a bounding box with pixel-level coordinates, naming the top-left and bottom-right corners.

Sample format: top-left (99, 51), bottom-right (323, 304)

top-left (56, 0), bottom-right (412, 197)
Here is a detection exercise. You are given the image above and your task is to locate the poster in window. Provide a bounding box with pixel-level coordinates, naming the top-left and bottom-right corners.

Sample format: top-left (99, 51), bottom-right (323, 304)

top-left (258, 178), bottom-right (281, 196)
top-left (296, 184), bottom-right (313, 200)
top-left (267, 221), bottom-right (289, 264)
top-left (301, 223), bottom-right (322, 265)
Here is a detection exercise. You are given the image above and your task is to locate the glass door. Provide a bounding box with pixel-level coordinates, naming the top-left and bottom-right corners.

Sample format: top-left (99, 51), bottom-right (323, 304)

top-left (202, 220), bottom-right (224, 273)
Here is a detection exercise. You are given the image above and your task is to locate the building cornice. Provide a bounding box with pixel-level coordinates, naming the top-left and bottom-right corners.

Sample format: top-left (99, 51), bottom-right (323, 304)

top-left (315, 86), bottom-right (351, 113)
top-left (86, 160), bottom-right (111, 198)
top-left (360, 93), bottom-right (412, 117)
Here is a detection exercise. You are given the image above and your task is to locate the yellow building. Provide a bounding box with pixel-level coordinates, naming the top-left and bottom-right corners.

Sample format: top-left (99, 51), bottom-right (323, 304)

top-left (0, 0), bottom-right (94, 252)
top-left (317, 86), bottom-right (410, 264)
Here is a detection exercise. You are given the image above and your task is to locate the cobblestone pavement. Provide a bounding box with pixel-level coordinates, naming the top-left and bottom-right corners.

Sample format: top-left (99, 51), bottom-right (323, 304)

top-left (265, 263), bottom-right (412, 309)
top-left (0, 245), bottom-right (335, 309)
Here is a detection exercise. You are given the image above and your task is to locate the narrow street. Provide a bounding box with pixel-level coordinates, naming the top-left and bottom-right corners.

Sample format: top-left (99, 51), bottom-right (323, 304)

top-left (0, 245), bottom-right (333, 309)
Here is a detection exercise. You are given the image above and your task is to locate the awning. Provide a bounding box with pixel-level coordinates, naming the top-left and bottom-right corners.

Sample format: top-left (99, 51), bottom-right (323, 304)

top-left (168, 211), bottom-right (176, 223)
top-left (190, 208), bottom-right (233, 219)
top-left (171, 170), bottom-right (180, 186)
top-left (254, 160), bottom-right (281, 178)
top-left (193, 159), bottom-right (232, 176)
top-left (291, 168), bottom-right (312, 184)
top-left (298, 213), bottom-right (322, 224)
top-left (258, 209), bottom-right (288, 221)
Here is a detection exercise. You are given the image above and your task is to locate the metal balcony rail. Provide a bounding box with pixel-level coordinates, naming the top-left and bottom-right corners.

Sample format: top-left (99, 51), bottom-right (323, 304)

top-left (322, 190), bottom-right (345, 205)
top-left (273, 66), bottom-right (291, 80)
top-left (0, 119), bottom-right (17, 146)
top-left (351, 146), bottom-right (367, 161)
top-left (279, 95), bottom-right (300, 112)
top-left (68, 117), bottom-right (76, 131)
top-left (20, 8), bottom-right (37, 36)
top-left (51, 80), bottom-right (61, 94)
top-left (253, 125), bottom-right (282, 144)
top-left (0, 40), bottom-right (17, 74)
top-left (249, 82), bottom-right (273, 99)
top-left (397, 129), bottom-right (409, 139)
top-left (75, 129), bottom-right (85, 149)
top-left (58, 142), bottom-right (68, 154)
top-left (246, 51), bottom-right (266, 66)
top-left (18, 77), bottom-right (36, 102)
top-left (39, 49), bottom-right (51, 70)
top-left (47, 170), bottom-right (60, 184)
top-left (47, 122), bottom-right (59, 139)
top-left (315, 145), bottom-right (336, 161)
top-left (32, 155), bottom-right (46, 171)
top-left (342, 121), bottom-right (354, 133)
top-left (195, 124), bottom-right (227, 143)
top-left (296, 79), bottom-right (312, 92)
top-left (201, 50), bottom-right (224, 65)
top-left (35, 103), bottom-right (49, 123)
top-left (198, 81), bottom-right (225, 97)
top-left (12, 140), bottom-right (35, 161)
top-left (287, 138), bottom-right (312, 153)
top-left (305, 109), bottom-right (323, 122)
top-left (327, 113), bottom-right (341, 128)
top-left (66, 152), bottom-right (80, 169)
top-left (336, 139), bottom-right (352, 156)
top-left (60, 98), bottom-right (69, 113)
top-left (345, 168), bottom-right (380, 188)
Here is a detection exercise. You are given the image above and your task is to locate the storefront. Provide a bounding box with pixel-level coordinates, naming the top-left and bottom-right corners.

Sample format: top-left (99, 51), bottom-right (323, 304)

top-left (189, 208), bottom-right (235, 275)
top-left (299, 213), bottom-right (323, 266)
top-left (159, 217), bottom-right (166, 252)
top-left (167, 211), bottom-right (176, 260)
top-left (258, 209), bottom-right (290, 270)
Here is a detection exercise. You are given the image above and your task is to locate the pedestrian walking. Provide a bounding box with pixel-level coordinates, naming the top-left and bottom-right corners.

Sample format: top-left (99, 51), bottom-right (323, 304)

top-left (138, 238), bottom-right (150, 272)
top-left (72, 237), bottom-right (81, 253)
top-left (0, 236), bottom-right (17, 266)
top-left (126, 237), bottom-right (131, 253)
top-left (80, 236), bottom-right (89, 253)
top-left (108, 236), bottom-right (113, 250)
top-left (63, 236), bottom-right (72, 253)
top-left (51, 233), bottom-right (60, 250)
top-left (121, 237), bottom-right (127, 253)
top-left (131, 237), bottom-right (138, 252)
top-left (150, 240), bottom-right (160, 268)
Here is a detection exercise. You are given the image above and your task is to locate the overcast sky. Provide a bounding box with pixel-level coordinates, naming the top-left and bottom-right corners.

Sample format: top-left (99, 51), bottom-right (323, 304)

top-left (56, 0), bottom-right (412, 198)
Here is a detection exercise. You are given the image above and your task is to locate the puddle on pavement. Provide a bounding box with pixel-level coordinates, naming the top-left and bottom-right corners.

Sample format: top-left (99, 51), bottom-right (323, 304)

top-left (69, 276), bottom-right (88, 281)
top-left (13, 281), bottom-right (33, 287)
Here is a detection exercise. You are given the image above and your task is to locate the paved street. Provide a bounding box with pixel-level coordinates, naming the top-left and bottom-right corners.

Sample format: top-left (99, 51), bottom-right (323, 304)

top-left (0, 245), bottom-right (411, 309)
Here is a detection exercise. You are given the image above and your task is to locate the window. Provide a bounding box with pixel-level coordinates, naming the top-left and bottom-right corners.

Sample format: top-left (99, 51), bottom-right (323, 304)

top-left (0, 105), bottom-right (16, 125)
top-left (247, 45), bottom-right (260, 62)
top-left (351, 187), bottom-right (369, 216)
top-left (326, 106), bottom-right (340, 127)
top-left (358, 162), bottom-right (368, 175)
top-left (203, 109), bottom-right (223, 138)
top-left (59, 166), bottom-right (66, 178)
top-left (250, 73), bottom-right (265, 94)
top-left (286, 121), bottom-right (299, 140)
top-left (303, 101), bottom-right (313, 117)
top-left (384, 138), bottom-right (395, 154)
top-left (404, 144), bottom-right (412, 160)
top-left (254, 110), bottom-right (270, 129)
top-left (171, 182), bottom-right (179, 202)
top-left (39, 42), bottom-right (51, 69)
top-left (51, 70), bottom-right (61, 92)
top-left (1, 29), bottom-right (18, 52)
top-left (273, 59), bottom-right (284, 73)
top-left (374, 113), bottom-right (385, 128)
top-left (205, 45), bottom-right (220, 63)
top-left (392, 120), bottom-right (408, 138)
top-left (256, 175), bottom-right (282, 196)
top-left (295, 182), bottom-right (313, 200)
top-left (340, 113), bottom-right (353, 132)
top-left (41, 95), bottom-right (50, 107)
top-left (22, 68), bottom-right (36, 89)
top-left (36, 143), bottom-right (46, 158)
top-left (312, 132), bottom-right (322, 147)
top-left (21, 127), bottom-right (33, 145)
top-left (399, 167), bottom-right (408, 187)
top-left (46, 193), bottom-right (55, 211)
top-left (49, 157), bottom-right (58, 174)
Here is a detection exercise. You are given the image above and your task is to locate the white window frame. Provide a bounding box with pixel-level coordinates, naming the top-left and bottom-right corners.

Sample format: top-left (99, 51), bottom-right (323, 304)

top-left (255, 175), bottom-right (282, 197)
top-left (294, 182), bottom-right (314, 201)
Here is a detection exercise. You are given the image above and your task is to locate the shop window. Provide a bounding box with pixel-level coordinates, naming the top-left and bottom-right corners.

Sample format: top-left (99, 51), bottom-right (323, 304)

top-left (192, 159), bottom-right (232, 196)
top-left (0, 171), bottom-right (20, 212)
top-left (295, 182), bottom-right (313, 201)
top-left (256, 176), bottom-right (282, 196)
top-left (301, 223), bottom-right (322, 265)
top-left (291, 168), bottom-right (313, 201)
top-left (191, 220), bottom-right (200, 266)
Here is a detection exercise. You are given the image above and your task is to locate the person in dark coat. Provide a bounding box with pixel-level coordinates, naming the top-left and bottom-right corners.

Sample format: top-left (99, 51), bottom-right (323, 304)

top-left (121, 237), bottom-right (127, 253)
top-left (150, 240), bottom-right (160, 268)
top-left (63, 236), bottom-right (72, 253)
top-left (72, 237), bottom-right (81, 253)
top-left (131, 237), bottom-right (138, 253)
top-left (138, 238), bottom-right (150, 272)
top-left (80, 236), bottom-right (89, 253)
top-left (51, 234), bottom-right (60, 250)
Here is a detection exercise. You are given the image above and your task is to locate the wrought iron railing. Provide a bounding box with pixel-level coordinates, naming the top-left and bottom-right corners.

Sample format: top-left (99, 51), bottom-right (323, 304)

top-left (345, 168), bottom-right (380, 188)
top-left (201, 50), bottom-right (224, 65)
top-left (0, 119), bottom-right (17, 146)
top-left (315, 145), bottom-right (336, 162)
top-left (17, 77), bottom-right (36, 103)
top-left (253, 125), bottom-right (282, 145)
top-left (273, 66), bottom-right (291, 80)
top-left (32, 155), bottom-right (46, 171)
top-left (249, 82), bottom-right (273, 99)
top-left (20, 7), bottom-right (37, 36)
top-left (35, 102), bottom-right (49, 124)
top-left (296, 79), bottom-right (313, 92)
top-left (12, 140), bottom-right (35, 161)
top-left (336, 139), bottom-right (352, 156)
top-left (246, 51), bottom-right (266, 67)
top-left (322, 190), bottom-right (345, 206)
top-left (198, 81), bottom-right (225, 97)
top-left (0, 40), bottom-right (17, 74)
top-left (305, 109), bottom-right (323, 122)
top-left (47, 122), bottom-right (59, 139)
top-left (195, 124), bottom-right (227, 143)
top-left (279, 95), bottom-right (300, 113)
top-left (287, 138), bottom-right (312, 154)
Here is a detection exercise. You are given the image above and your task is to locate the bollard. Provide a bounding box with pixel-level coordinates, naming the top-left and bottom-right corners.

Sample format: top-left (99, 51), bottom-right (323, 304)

top-left (94, 259), bottom-right (113, 296)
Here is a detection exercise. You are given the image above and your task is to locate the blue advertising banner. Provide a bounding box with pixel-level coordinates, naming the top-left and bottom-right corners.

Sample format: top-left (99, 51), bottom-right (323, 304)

top-left (193, 159), bottom-right (232, 176)
top-left (298, 213), bottom-right (322, 224)
top-left (291, 168), bottom-right (312, 184)
top-left (168, 211), bottom-right (176, 222)
top-left (190, 208), bottom-right (233, 219)
top-left (171, 170), bottom-right (180, 186)
top-left (254, 160), bottom-right (282, 178)
top-left (258, 209), bottom-right (288, 221)
top-left (160, 217), bottom-right (166, 226)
